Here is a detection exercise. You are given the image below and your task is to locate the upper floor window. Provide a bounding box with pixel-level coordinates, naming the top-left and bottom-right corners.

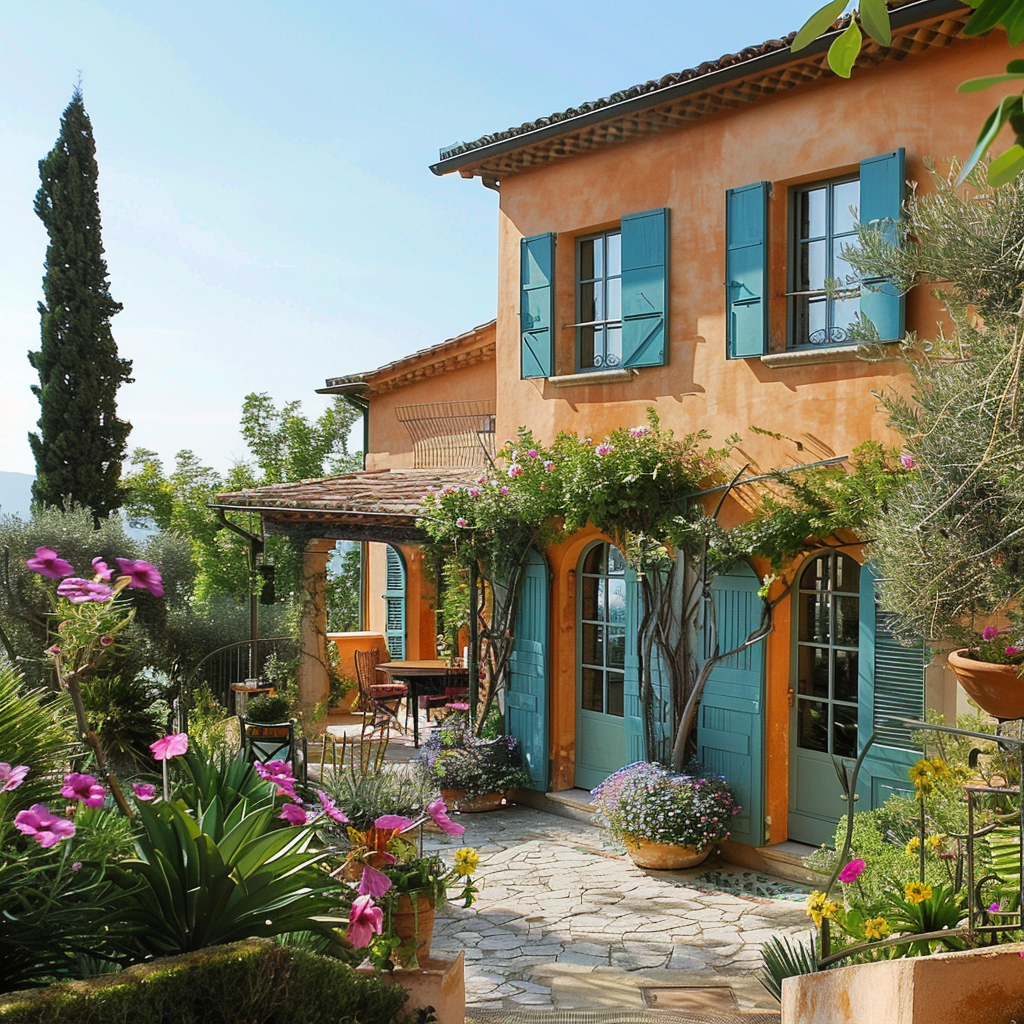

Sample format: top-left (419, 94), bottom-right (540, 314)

top-left (789, 177), bottom-right (861, 348)
top-left (577, 230), bottom-right (622, 371)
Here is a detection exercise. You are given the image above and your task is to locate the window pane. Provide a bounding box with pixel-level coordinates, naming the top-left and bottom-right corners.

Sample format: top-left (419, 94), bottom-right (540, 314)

top-left (579, 239), bottom-right (596, 281)
top-left (802, 239), bottom-right (826, 291)
top-left (607, 628), bottom-right (625, 670)
top-left (582, 667), bottom-right (603, 712)
top-left (606, 232), bottom-right (621, 277)
top-left (581, 623), bottom-right (600, 665)
top-left (592, 236), bottom-right (604, 279)
top-left (800, 556), bottom-right (829, 590)
top-left (608, 546), bottom-right (626, 574)
top-left (798, 188), bottom-right (827, 239)
top-left (796, 298), bottom-right (828, 345)
top-left (580, 281), bottom-right (597, 323)
top-left (834, 595), bottom-right (859, 647)
top-left (583, 545), bottom-right (603, 574)
top-left (798, 645), bottom-right (830, 698)
top-left (607, 578), bottom-right (626, 623)
top-left (579, 327), bottom-right (597, 369)
top-left (607, 276), bottom-right (622, 322)
top-left (834, 649), bottom-right (858, 702)
top-left (832, 295), bottom-right (859, 336)
top-left (607, 673), bottom-right (625, 717)
top-left (800, 593), bottom-right (830, 644)
top-left (832, 180), bottom-right (859, 236)
top-left (833, 703), bottom-right (858, 758)
top-left (834, 555), bottom-right (860, 593)
top-left (798, 699), bottom-right (829, 752)
top-left (605, 326), bottom-right (622, 367)
top-left (832, 238), bottom-right (858, 289)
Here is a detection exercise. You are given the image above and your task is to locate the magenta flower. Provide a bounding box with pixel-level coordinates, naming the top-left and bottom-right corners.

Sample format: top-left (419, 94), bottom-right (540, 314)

top-left (25, 547), bottom-right (73, 579)
top-left (446, 701), bottom-right (470, 711)
top-left (0, 763), bottom-right (29, 792)
top-left (427, 797), bottom-right (465, 837)
top-left (374, 814), bottom-right (413, 832)
top-left (279, 802), bottom-right (308, 825)
top-left (508, 464), bottom-right (523, 478)
top-left (595, 443), bottom-right (614, 457)
top-left (347, 894), bottom-right (384, 948)
top-left (628, 426), bottom-right (651, 438)
top-left (989, 901), bottom-right (1002, 913)
top-left (47, 645), bottom-right (61, 655)
top-left (316, 789), bottom-right (349, 824)
top-left (500, 486), bottom-right (510, 496)
top-left (91, 557), bottom-right (113, 581)
top-left (543, 460), bottom-right (555, 472)
top-left (14, 804), bottom-right (76, 848)
top-left (899, 453), bottom-right (917, 469)
top-left (359, 864), bottom-right (393, 897)
top-left (467, 488), bottom-right (481, 497)
top-left (114, 558), bottom-right (164, 597)
top-left (982, 626), bottom-right (1006, 641)
top-left (150, 733), bottom-right (189, 761)
top-left (132, 782), bottom-right (157, 802)
top-left (526, 448), bottom-right (539, 458)
top-left (838, 858), bottom-right (866, 883)
top-left (255, 760), bottom-right (298, 800)
top-left (61, 773), bottom-right (106, 808)
top-left (1007, 645), bottom-right (1022, 657)
top-left (456, 517), bottom-right (468, 528)
top-left (56, 578), bottom-right (113, 604)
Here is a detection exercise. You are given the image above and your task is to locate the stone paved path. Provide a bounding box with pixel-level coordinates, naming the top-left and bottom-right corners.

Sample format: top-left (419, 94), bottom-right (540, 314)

top-left (420, 804), bottom-right (811, 1014)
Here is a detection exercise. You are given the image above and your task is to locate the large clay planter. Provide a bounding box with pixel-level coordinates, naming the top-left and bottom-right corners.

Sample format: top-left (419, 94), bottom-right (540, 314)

top-left (392, 892), bottom-right (435, 959)
top-left (440, 788), bottom-right (503, 812)
top-left (624, 839), bottom-right (710, 870)
top-left (948, 649), bottom-right (1024, 720)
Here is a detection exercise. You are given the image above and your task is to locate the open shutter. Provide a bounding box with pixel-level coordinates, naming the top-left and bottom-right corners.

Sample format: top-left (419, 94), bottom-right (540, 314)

top-left (623, 568), bottom-right (645, 763)
top-left (383, 546), bottom-right (406, 659)
top-left (859, 149), bottom-right (905, 342)
top-left (857, 561), bottom-right (925, 808)
top-left (725, 182), bottom-right (769, 359)
top-left (620, 208), bottom-right (668, 368)
top-left (521, 233), bottom-right (555, 379)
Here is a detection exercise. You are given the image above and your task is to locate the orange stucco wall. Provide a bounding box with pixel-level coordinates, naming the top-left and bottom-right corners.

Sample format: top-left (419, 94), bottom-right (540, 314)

top-left (366, 541), bottom-right (438, 661)
top-left (481, 31), bottom-right (1014, 840)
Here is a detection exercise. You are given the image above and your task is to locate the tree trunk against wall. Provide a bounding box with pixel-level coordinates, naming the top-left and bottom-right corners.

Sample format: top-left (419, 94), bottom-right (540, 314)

top-left (298, 539), bottom-right (334, 714)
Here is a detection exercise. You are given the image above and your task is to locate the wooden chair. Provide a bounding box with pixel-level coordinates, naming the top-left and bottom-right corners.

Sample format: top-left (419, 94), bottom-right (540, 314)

top-left (354, 648), bottom-right (408, 731)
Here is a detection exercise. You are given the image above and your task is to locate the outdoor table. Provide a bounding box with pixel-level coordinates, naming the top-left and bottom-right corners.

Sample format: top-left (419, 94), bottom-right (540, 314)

top-left (229, 682), bottom-right (275, 716)
top-left (375, 660), bottom-right (469, 747)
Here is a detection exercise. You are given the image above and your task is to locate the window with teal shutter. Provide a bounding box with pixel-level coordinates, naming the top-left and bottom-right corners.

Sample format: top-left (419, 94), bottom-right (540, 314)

top-left (725, 182), bottom-right (768, 359)
top-left (521, 233), bottom-right (555, 379)
top-left (620, 208), bottom-right (668, 368)
top-left (859, 149), bottom-right (906, 343)
top-left (384, 545), bottom-right (406, 659)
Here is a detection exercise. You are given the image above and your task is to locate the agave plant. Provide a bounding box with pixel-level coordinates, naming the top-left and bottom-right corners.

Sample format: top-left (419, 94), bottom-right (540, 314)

top-left (759, 934), bottom-right (820, 1003)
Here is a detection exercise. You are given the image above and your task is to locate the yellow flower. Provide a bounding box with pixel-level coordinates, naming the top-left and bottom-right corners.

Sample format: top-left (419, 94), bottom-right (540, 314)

top-left (805, 891), bottom-right (838, 928)
top-left (904, 882), bottom-right (933, 904)
top-left (926, 833), bottom-right (946, 851)
top-left (905, 836), bottom-right (921, 856)
top-left (864, 916), bottom-right (891, 940)
top-left (453, 847), bottom-right (479, 877)
top-left (928, 757), bottom-right (950, 779)
top-left (908, 760), bottom-right (932, 786)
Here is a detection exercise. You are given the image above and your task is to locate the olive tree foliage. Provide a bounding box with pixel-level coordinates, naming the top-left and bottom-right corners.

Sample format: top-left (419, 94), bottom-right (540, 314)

top-left (846, 161), bottom-right (1024, 643)
top-left (794, 0), bottom-right (1024, 185)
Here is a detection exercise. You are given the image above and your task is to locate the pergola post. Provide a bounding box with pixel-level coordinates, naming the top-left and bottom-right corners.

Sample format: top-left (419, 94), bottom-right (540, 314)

top-left (297, 538), bottom-right (335, 715)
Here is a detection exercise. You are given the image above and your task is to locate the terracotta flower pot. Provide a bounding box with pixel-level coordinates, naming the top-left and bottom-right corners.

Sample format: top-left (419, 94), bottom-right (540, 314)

top-left (624, 838), bottom-right (710, 870)
top-left (948, 648), bottom-right (1024, 720)
top-left (391, 892), bottom-right (435, 958)
top-left (440, 788), bottom-right (503, 812)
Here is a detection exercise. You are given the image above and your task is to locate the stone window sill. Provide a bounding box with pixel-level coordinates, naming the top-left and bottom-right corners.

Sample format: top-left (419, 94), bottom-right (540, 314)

top-left (546, 369), bottom-right (634, 387)
top-left (760, 341), bottom-right (901, 368)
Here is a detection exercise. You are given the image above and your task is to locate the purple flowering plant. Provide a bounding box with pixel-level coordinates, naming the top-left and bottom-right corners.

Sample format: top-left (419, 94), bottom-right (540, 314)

top-left (962, 625), bottom-right (1024, 666)
top-left (591, 761), bottom-right (740, 850)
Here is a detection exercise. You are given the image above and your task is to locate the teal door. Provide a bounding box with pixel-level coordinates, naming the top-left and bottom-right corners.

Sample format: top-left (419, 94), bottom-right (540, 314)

top-left (697, 562), bottom-right (767, 847)
top-left (575, 542), bottom-right (628, 790)
top-left (507, 549), bottom-right (549, 791)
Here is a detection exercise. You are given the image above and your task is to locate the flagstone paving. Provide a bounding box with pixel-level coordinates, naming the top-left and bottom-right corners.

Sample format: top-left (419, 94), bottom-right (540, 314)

top-left (420, 804), bottom-right (812, 1014)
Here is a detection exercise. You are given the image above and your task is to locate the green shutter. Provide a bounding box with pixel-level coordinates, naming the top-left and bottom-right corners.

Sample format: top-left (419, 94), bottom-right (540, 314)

top-left (859, 149), bottom-right (905, 342)
top-left (620, 208), bottom-right (668, 368)
top-left (521, 233), bottom-right (555, 379)
top-left (384, 546), bottom-right (406, 659)
top-left (623, 568), bottom-right (645, 763)
top-left (725, 182), bottom-right (769, 359)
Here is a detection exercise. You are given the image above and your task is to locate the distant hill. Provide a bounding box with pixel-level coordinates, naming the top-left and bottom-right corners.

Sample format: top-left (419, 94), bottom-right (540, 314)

top-left (0, 472), bottom-right (33, 518)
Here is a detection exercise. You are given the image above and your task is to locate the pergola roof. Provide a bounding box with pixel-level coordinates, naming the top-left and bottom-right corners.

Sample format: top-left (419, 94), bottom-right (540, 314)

top-left (213, 468), bottom-right (479, 543)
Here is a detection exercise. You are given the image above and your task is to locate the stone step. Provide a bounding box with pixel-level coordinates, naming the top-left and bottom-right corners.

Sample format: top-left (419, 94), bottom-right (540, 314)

top-left (510, 787), bottom-right (596, 825)
top-left (754, 841), bottom-right (823, 886)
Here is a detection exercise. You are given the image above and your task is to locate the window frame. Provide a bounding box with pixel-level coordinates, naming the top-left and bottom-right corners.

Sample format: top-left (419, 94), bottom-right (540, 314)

top-left (574, 227), bottom-right (623, 373)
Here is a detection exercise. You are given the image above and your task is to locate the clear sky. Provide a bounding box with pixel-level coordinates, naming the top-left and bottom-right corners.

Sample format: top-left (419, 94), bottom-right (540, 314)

top-left (0, 0), bottom-right (815, 476)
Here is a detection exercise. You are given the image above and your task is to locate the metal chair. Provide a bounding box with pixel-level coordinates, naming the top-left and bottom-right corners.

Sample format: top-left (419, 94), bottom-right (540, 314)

top-left (354, 648), bottom-right (408, 731)
top-left (239, 715), bottom-right (307, 784)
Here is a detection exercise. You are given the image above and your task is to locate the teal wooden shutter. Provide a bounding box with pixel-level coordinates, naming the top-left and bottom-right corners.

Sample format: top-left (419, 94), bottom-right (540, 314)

top-left (383, 546), bottom-right (406, 659)
top-left (507, 549), bottom-right (550, 790)
top-left (859, 149), bottom-right (905, 342)
top-left (620, 208), bottom-right (668, 368)
top-left (623, 568), bottom-right (645, 763)
top-left (857, 562), bottom-right (925, 808)
top-left (725, 182), bottom-right (769, 359)
top-left (521, 233), bottom-right (555, 379)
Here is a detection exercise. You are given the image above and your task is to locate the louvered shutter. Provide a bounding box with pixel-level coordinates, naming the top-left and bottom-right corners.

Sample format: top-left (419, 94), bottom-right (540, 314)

top-left (521, 233), bottom-right (555, 379)
top-left (383, 546), bottom-right (406, 659)
top-left (622, 568), bottom-right (645, 763)
top-left (859, 149), bottom-right (906, 342)
top-left (725, 182), bottom-right (769, 358)
top-left (620, 208), bottom-right (668, 368)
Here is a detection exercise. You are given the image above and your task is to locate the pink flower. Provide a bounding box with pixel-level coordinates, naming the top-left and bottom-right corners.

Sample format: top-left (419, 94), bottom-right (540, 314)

top-left (467, 488), bottom-right (481, 497)
top-left (628, 426), bottom-right (651, 438)
top-left (61, 773), bottom-right (106, 808)
top-left (150, 733), bottom-right (189, 761)
top-left (132, 782), bottom-right (157, 802)
top-left (427, 797), bottom-right (465, 837)
top-left (358, 864), bottom-right (393, 897)
top-left (526, 449), bottom-right (539, 459)
top-left (71, 861), bottom-right (82, 872)
top-left (14, 804), bottom-right (76, 848)
top-left (1007, 646), bottom-right (1022, 657)
top-left (91, 557), bottom-right (113, 581)
top-left (478, 475), bottom-right (487, 485)
top-left (983, 626), bottom-right (1007, 641)
top-left (47, 645), bottom-right (61, 655)
top-left (0, 763), bottom-right (29, 792)
top-left (899, 453), bottom-right (917, 469)
top-left (838, 858), bottom-right (866, 883)
top-left (446, 701), bottom-right (470, 711)
top-left (114, 558), bottom-right (164, 597)
top-left (508, 464), bottom-right (523, 478)
top-left (255, 760), bottom-right (298, 800)
top-left (595, 443), bottom-right (614, 457)
top-left (316, 790), bottom-right (349, 824)
top-left (989, 902), bottom-right (1002, 913)
top-left (57, 578), bottom-right (113, 604)
top-left (543, 460), bottom-right (555, 472)
top-left (500, 486), bottom-right (510, 496)
top-left (373, 814), bottom-right (413, 832)
top-left (456, 517), bottom-right (468, 528)
top-left (279, 802), bottom-right (308, 825)
top-left (347, 894), bottom-right (383, 948)
top-left (25, 547), bottom-right (73, 579)
top-left (100, 636), bottom-right (114, 647)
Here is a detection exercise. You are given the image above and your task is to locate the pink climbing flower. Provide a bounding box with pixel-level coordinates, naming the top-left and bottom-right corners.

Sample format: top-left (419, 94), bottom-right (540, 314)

top-left (427, 797), bottom-right (465, 837)
top-left (347, 894), bottom-right (383, 948)
top-left (595, 443), bottom-right (614, 457)
top-left (115, 558), bottom-right (164, 597)
top-left (150, 733), bottom-right (189, 761)
top-left (132, 782), bottom-right (157, 802)
top-left (456, 517), bottom-right (468, 528)
top-left (61, 773), bottom-right (106, 808)
top-left (317, 790), bottom-right (349, 824)
top-left (0, 763), bottom-right (29, 792)
top-left (91, 557), bottom-right (113, 581)
top-left (467, 487), bottom-right (480, 497)
top-left (358, 864), bottom-right (393, 897)
top-left (500, 486), bottom-right (510, 496)
top-left (25, 547), bottom-right (73, 579)
top-left (279, 802), bottom-right (308, 825)
top-left (838, 858), bottom-right (866, 883)
top-left (543, 460), bottom-right (555, 472)
top-left (57, 578), bottom-right (113, 604)
top-left (628, 426), bottom-right (651, 438)
top-left (508, 464), bottom-right (523, 478)
top-left (526, 448), bottom-right (539, 458)
top-left (14, 804), bottom-right (76, 848)
top-left (899, 453), bottom-right (917, 469)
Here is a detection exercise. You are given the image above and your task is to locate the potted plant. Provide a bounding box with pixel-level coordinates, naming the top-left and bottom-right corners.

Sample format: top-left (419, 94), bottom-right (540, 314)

top-left (946, 627), bottom-right (1024, 721)
top-left (591, 761), bottom-right (740, 869)
top-left (416, 703), bottom-right (532, 811)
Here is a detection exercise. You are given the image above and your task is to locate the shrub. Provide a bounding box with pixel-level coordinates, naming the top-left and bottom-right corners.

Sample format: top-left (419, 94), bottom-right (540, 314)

top-left (246, 693), bottom-right (292, 724)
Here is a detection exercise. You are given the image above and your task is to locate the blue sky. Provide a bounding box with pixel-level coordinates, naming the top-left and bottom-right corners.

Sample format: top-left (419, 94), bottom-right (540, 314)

top-left (0, 0), bottom-right (814, 476)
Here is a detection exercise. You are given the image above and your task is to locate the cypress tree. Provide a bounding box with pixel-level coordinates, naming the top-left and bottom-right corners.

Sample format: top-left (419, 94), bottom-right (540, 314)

top-left (29, 87), bottom-right (133, 521)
